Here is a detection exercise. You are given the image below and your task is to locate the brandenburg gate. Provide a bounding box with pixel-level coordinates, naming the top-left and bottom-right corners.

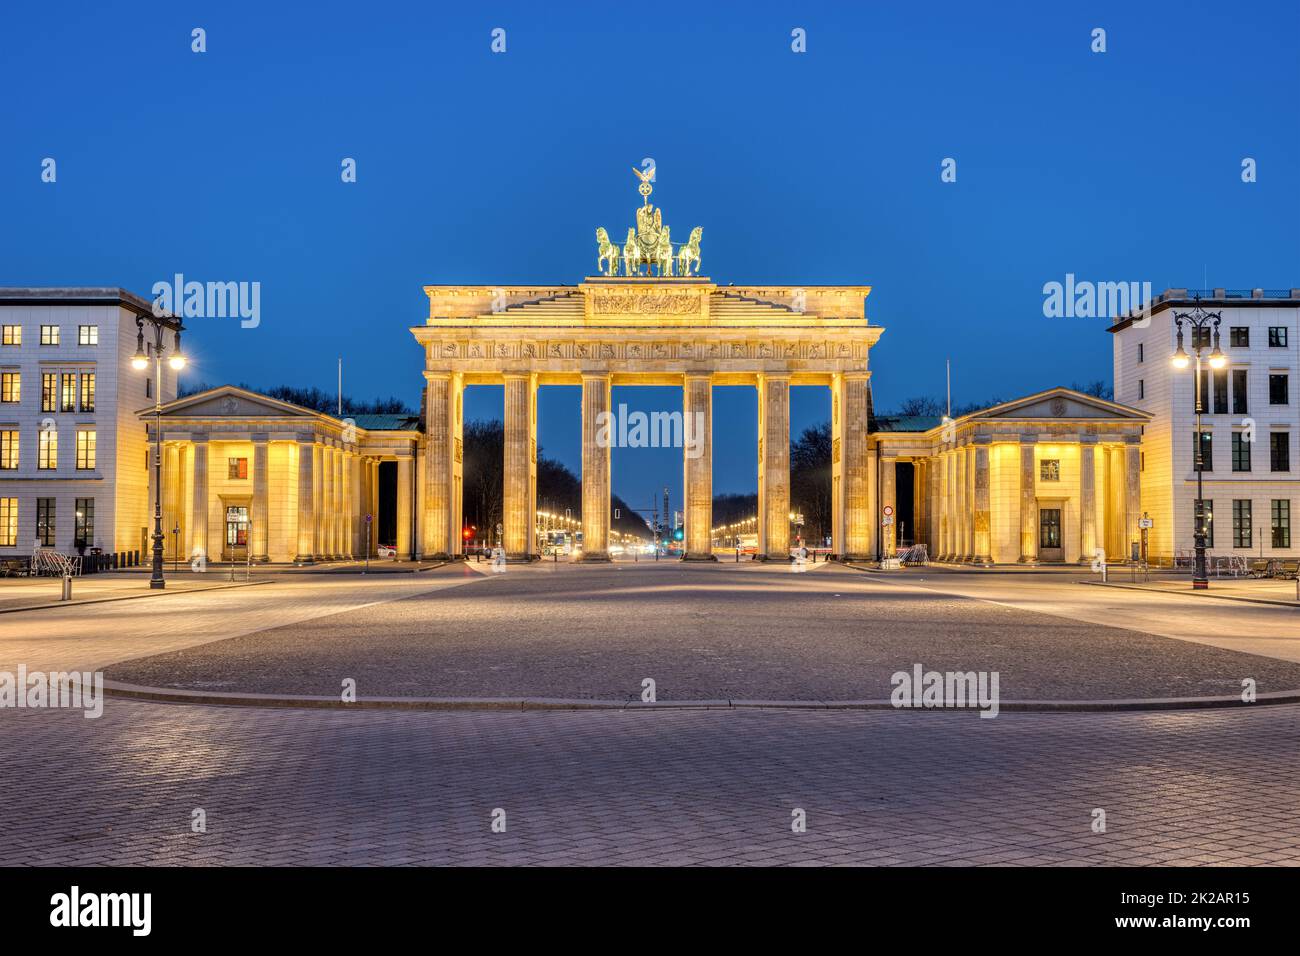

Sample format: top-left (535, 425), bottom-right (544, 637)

top-left (410, 173), bottom-right (881, 562)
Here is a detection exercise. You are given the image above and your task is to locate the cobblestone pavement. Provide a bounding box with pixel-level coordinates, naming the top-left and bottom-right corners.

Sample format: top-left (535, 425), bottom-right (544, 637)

top-left (103, 562), bottom-right (1300, 701)
top-left (1, 700), bottom-right (1298, 866)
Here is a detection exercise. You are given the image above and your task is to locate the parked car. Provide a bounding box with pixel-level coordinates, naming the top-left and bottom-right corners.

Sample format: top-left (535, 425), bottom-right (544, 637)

top-left (377, 544), bottom-right (397, 559)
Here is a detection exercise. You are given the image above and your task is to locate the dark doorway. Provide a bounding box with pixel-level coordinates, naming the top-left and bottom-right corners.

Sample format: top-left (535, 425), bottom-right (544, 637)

top-left (896, 462), bottom-right (916, 547)
top-left (377, 460), bottom-right (398, 548)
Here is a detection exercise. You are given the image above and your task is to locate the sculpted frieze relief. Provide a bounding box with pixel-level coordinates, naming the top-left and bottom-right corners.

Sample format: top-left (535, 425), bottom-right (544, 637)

top-left (432, 339), bottom-right (866, 362)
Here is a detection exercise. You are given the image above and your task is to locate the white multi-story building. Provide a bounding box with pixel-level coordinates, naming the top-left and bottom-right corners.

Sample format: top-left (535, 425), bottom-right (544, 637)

top-left (1111, 289), bottom-right (1300, 562)
top-left (0, 288), bottom-right (179, 559)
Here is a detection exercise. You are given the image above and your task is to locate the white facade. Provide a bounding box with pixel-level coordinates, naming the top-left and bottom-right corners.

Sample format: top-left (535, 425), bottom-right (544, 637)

top-left (1112, 289), bottom-right (1300, 560)
top-left (0, 289), bottom-right (179, 558)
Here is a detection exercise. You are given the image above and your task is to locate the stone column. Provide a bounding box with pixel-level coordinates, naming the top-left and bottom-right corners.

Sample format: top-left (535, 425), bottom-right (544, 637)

top-left (251, 435), bottom-right (269, 562)
top-left (1018, 438), bottom-right (1037, 562)
top-left (880, 456), bottom-right (897, 557)
top-left (422, 373), bottom-right (454, 560)
top-left (1124, 440), bottom-right (1141, 563)
top-left (396, 455), bottom-right (413, 559)
top-left (757, 375), bottom-right (791, 559)
top-left (190, 435), bottom-right (209, 562)
top-left (939, 450), bottom-right (951, 560)
top-left (295, 438), bottom-right (316, 562)
top-left (503, 373), bottom-right (537, 559)
top-left (349, 453), bottom-right (362, 558)
top-left (682, 373), bottom-right (715, 560)
top-left (580, 372), bottom-right (612, 561)
top-left (162, 443), bottom-right (182, 564)
top-left (952, 444), bottom-right (967, 562)
top-left (312, 444), bottom-right (325, 560)
top-left (831, 372), bottom-right (872, 560)
top-left (1078, 439), bottom-right (1097, 565)
top-left (333, 446), bottom-right (345, 558)
top-left (972, 438), bottom-right (992, 564)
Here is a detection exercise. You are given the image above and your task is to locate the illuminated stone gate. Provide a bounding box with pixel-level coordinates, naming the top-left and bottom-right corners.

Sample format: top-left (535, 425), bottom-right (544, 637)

top-left (412, 176), bottom-right (881, 560)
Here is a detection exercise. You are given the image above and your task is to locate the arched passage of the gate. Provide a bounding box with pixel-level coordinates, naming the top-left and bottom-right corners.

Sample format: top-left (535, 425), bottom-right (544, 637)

top-left (411, 279), bottom-right (881, 563)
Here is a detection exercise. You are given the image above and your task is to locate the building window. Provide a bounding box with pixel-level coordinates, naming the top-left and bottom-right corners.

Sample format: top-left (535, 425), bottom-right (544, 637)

top-left (1137, 343), bottom-right (1144, 363)
top-left (1211, 369), bottom-right (1228, 413)
top-left (145, 377), bottom-right (152, 399)
top-left (1232, 500), bottom-right (1252, 549)
top-left (1273, 432), bottom-right (1292, 472)
top-left (41, 372), bottom-right (56, 412)
top-left (1272, 500), bottom-right (1291, 549)
top-left (40, 325), bottom-right (60, 346)
top-left (0, 498), bottom-right (16, 547)
top-left (78, 325), bottom-right (98, 346)
top-left (75, 430), bottom-right (96, 470)
top-left (1230, 327), bottom-right (1249, 348)
top-left (74, 498), bottom-right (94, 548)
top-left (228, 457), bottom-right (249, 479)
top-left (1192, 325), bottom-right (1211, 350)
top-left (1196, 499), bottom-right (1215, 548)
top-left (0, 431), bottom-right (17, 470)
top-left (1231, 432), bottom-right (1251, 472)
top-left (38, 428), bottom-right (57, 469)
top-left (1039, 459), bottom-right (1061, 482)
top-left (0, 372), bottom-right (18, 403)
top-left (1268, 326), bottom-right (1288, 348)
top-left (1194, 430), bottom-right (1212, 472)
top-left (1232, 369), bottom-right (1248, 414)
top-left (1138, 379), bottom-right (1144, 400)
top-left (59, 373), bottom-right (75, 412)
top-left (79, 372), bottom-right (95, 412)
top-left (1, 325), bottom-right (20, 346)
top-left (1270, 373), bottom-right (1289, 405)
top-left (36, 498), bottom-right (55, 547)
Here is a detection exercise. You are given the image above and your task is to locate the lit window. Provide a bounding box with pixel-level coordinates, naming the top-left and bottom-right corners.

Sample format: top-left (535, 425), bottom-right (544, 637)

top-left (40, 325), bottom-right (60, 346)
top-left (0, 498), bottom-right (16, 547)
top-left (0, 431), bottom-right (17, 470)
top-left (38, 428), bottom-right (57, 469)
top-left (60, 373), bottom-right (75, 412)
top-left (1, 325), bottom-right (20, 346)
top-left (76, 430), bottom-right (96, 470)
top-left (41, 372), bottom-right (56, 412)
top-left (78, 325), bottom-right (98, 345)
top-left (0, 372), bottom-right (18, 403)
top-left (79, 372), bottom-right (95, 412)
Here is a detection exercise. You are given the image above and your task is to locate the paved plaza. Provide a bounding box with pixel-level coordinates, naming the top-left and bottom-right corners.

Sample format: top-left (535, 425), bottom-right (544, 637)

top-left (2, 563), bottom-right (1299, 866)
top-left (99, 562), bottom-right (1300, 702)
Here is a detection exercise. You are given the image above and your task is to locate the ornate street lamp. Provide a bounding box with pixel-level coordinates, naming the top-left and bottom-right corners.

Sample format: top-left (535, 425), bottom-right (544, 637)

top-left (1170, 297), bottom-right (1224, 590)
top-left (132, 313), bottom-right (186, 589)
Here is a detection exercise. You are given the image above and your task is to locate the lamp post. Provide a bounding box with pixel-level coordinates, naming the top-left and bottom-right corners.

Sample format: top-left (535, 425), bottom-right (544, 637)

top-left (131, 314), bottom-right (186, 589)
top-left (1170, 298), bottom-right (1224, 590)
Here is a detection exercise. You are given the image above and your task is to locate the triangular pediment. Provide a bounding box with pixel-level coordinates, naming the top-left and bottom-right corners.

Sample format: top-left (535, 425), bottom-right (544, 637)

top-left (970, 388), bottom-right (1149, 422)
top-left (149, 385), bottom-right (321, 420)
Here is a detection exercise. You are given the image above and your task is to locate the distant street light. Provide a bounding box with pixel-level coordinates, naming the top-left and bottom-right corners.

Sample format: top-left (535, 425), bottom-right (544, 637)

top-left (1170, 297), bottom-right (1223, 590)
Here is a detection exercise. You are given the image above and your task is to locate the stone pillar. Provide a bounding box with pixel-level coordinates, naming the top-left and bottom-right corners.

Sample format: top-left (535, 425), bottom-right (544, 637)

top-left (396, 455), bottom-right (413, 559)
top-left (939, 450), bottom-right (951, 560)
top-left (1078, 440), bottom-right (1097, 565)
top-left (682, 373), bottom-right (715, 560)
top-left (503, 373), bottom-right (537, 559)
top-left (952, 444), bottom-right (967, 561)
top-left (333, 446), bottom-right (345, 558)
top-left (972, 438), bottom-right (992, 564)
top-left (422, 373), bottom-right (454, 559)
top-left (349, 453), bottom-right (362, 558)
top-left (190, 436), bottom-right (209, 562)
top-left (295, 438), bottom-right (316, 562)
top-left (880, 456), bottom-right (897, 557)
top-left (757, 375), bottom-right (791, 559)
top-left (1124, 440), bottom-right (1141, 563)
top-left (580, 372), bottom-right (612, 561)
top-left (251, 435), bottom-right (269, 562)
top-left (1018, 439), bottom-right (1037, 562)
top-left (162, 443), bottom-right (182, 565)
top-left (831, 372), bottom-right (872, 560)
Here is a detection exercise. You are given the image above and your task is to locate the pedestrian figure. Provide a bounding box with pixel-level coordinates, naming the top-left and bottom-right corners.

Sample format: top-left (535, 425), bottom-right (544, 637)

top-left (491, 546), bottom-right (507, 573)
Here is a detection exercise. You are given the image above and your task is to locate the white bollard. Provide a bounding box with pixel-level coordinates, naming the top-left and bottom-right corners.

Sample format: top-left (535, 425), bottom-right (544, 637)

top-left (61, 574), bottom-right (72, 601)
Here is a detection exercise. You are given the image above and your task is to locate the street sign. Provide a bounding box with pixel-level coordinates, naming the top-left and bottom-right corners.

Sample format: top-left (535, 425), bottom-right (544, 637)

top-left (882, 505), bottom-right (894, 517)
top-left (365, 513), bottom-right (373, 524)
top-left (882, 515), bottom-right (894, 526)
top-left (1138, 517), bottom-right (1153, 529)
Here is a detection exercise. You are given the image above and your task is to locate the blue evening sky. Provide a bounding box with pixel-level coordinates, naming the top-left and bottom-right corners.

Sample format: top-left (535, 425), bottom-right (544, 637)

top-left (3, 0), bottom-right (1296, 512)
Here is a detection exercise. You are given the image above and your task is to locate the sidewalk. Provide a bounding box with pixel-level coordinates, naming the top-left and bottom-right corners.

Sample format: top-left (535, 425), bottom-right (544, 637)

top-left (1089, 576), bottom-right (1300, 608)
top-left (0, 575), bottom-right (268, 613)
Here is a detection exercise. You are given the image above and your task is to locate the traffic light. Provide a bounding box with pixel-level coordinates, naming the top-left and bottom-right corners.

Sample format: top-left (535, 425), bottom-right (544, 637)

top-left (673, 529), bottom-right (683, 541)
